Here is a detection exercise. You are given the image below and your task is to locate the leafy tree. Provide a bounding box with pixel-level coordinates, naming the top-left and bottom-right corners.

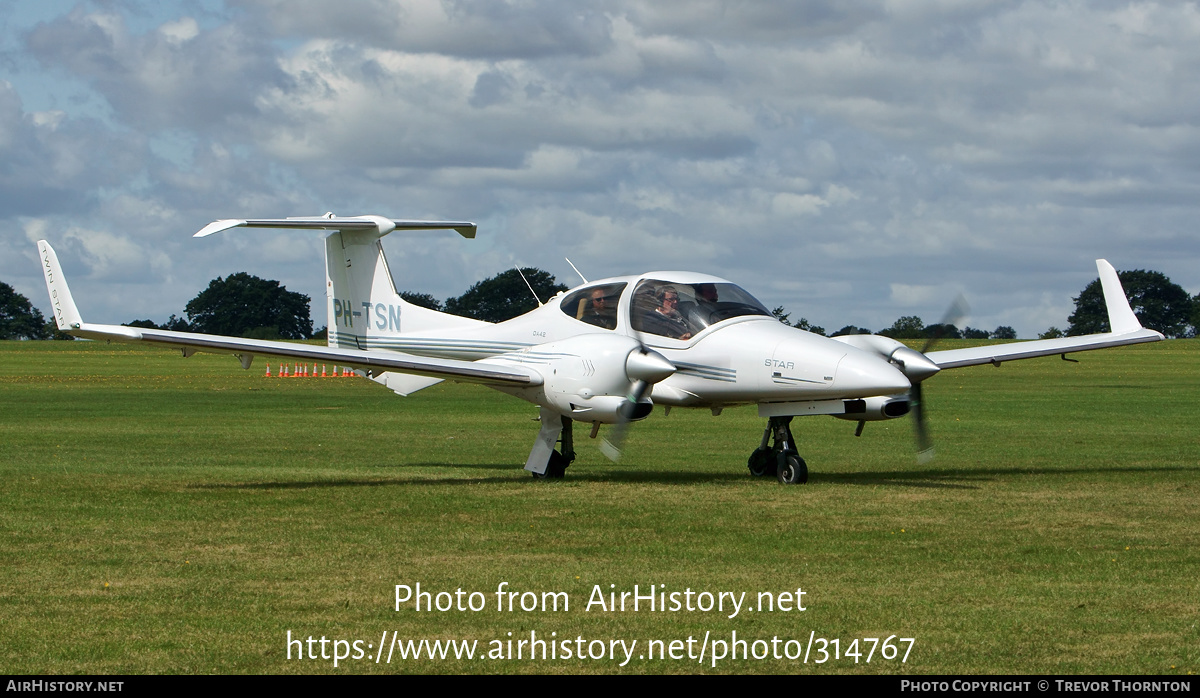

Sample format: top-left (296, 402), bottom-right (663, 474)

top-left (1067, 269), bottom-right (1193, 338)
top-left (184, 272), bottom-right (312, 339)
top-left (126, 314), bottom-right (190, 331)
top-left (43, 319), bottom-right (75, 340)
top-left (770, 307), bottom-right (826, 335)
top-left (922, 323), bottom-right (962, 340)
top-left (444, 268), bottom-right (567, 323)
top-left (831, 325), bottom-right (871, 336)
top-left (401, 292), bottom-right (443, 311)
top-left (0, 282), bottom-right (49, 340)
top-left (991, 326), bottom-right (1017, 340)
top-left (126, 319), bottom-right (161, 329)
top-left (1039, 326), bottom-right (1065, 339)
top-left (878, 315), bottom-right (925, 339)
top-left (163, 314), bottom-right (190, 332)
top-left (962, 326), bottom-right (990, 339)
top-left (793, 318), bottom-right (826, 336)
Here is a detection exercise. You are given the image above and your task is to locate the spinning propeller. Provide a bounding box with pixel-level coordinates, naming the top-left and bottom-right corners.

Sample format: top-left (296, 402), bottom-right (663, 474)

top-left (599, 339), bottom-right (675, 462)
top-left (900, 295), bottom-right (968, 462)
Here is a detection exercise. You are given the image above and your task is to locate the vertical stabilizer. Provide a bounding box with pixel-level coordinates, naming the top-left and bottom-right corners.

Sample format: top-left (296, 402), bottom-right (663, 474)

top-left (324, 231), bottom-right (484, 351)
top-left (37, 241), bottom-right (83, 330)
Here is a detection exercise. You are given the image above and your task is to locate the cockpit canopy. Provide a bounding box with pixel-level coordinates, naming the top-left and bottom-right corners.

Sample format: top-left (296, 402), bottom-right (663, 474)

top-left (559, 278), bottom-right (772, 339)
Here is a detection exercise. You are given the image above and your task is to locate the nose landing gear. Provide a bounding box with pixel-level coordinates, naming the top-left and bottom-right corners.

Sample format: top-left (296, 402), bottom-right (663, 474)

top-left (747, 415), bottom-right (808, 484)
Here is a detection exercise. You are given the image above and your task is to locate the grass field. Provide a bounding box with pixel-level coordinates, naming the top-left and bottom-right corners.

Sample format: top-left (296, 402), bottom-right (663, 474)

top-left (1, 339), bottom-right (1197, 674)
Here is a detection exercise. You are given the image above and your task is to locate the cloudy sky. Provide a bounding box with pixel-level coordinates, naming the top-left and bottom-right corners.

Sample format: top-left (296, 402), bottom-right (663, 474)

top-left (3, 0), bottom-right (1198, 337)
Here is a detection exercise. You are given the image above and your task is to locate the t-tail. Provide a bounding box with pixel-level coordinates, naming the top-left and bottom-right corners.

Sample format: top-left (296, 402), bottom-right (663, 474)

top-left (194, 214), bottom-right (487, 351)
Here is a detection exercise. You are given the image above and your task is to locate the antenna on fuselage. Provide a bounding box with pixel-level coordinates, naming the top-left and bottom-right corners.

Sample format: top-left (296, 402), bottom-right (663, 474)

top-left (514, 266), bottom-right (543, 307)
top-left (565, 257), bottom-right (588, 284)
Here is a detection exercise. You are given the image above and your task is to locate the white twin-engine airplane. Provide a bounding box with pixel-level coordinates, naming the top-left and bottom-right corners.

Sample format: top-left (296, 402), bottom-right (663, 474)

top-left (38, 214), bottom-right (1163, 483)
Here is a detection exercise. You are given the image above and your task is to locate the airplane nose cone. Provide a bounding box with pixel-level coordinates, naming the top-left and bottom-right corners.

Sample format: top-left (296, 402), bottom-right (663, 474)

top-left (625, 348), bottom-right (676, 384)
top-left (891, 346), bottom-right (941, 383)
top-left (835, 350), bottom-right (911, 396)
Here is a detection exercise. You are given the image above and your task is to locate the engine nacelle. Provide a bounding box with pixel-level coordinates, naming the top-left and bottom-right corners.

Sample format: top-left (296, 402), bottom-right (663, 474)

top-left (484, 334), bottom-right (670, 424)
top-left (832, 395), bottom-right (911, 422)
top-left (831, 334), bottom-right (940, 382)
top-left (545, 393), bottom-right (653, 424)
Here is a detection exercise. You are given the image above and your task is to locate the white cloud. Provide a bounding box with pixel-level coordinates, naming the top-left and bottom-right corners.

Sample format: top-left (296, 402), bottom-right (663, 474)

top-left (3, 0), bottom-right (1199, 337)
top-left (159, 17), bottom-right (199, 43)
top-left (60, 227), bottom-right (172, 282)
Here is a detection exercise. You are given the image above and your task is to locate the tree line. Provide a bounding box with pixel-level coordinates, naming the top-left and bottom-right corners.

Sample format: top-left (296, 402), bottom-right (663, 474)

top-left (2, 267), bottom-right (1198, 341)
top-left (773, 269), bottom-right (1199, 340)
top-left (0, 267), bottom-right (567, 340)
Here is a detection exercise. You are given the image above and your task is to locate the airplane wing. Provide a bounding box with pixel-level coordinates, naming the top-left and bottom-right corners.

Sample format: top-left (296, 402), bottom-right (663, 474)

top-left (35, 240), bottom-right (537, 388)
top-left (924, 259), bottom-right (1164, 369)
top-left (924, 328), bottom-right (1162, 369)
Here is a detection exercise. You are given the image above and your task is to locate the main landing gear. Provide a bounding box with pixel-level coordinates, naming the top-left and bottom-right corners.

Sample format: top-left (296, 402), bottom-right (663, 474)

top-left (526, 408), bottom-right (576, 479)
top-left (747, 415), bottom-right (808, 485)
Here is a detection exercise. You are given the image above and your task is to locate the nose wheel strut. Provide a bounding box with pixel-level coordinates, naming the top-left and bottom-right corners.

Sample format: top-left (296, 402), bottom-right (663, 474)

top-left (747, 416), bottom-right (808, 484)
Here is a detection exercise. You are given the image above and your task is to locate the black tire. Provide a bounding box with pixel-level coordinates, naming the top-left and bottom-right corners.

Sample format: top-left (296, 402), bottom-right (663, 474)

top-left (777, 454), bottom-right (808, 485)
top-left (532, 450), bottom-right (568, 479)
top-left (747, 448), bottom-right (773, 477)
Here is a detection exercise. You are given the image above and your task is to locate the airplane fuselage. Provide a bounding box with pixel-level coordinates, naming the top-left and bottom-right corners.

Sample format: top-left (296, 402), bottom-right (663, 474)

top-left (328, 271), bottom-right (912, 412)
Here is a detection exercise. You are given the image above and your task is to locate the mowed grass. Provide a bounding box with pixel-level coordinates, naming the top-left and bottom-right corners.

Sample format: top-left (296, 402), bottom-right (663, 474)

top-left (0, 339), bottom-right (1196, 674)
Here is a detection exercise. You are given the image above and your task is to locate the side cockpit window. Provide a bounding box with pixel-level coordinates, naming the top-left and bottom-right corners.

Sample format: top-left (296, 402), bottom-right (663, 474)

top-left (559, 283), bottom-right (626, 330)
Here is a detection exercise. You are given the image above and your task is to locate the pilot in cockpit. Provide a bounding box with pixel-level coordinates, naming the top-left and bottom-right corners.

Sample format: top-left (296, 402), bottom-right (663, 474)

top-left (640, 285), bottom-right (693, 340)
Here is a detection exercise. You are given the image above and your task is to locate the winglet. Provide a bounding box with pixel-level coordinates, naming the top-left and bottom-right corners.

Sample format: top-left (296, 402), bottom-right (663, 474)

top-left (36, 241), bottom-right (83, 330)
top-left (1096, 259), bottom-right (1142, 334)
top-left (194, 219), bottom-right (247, 238)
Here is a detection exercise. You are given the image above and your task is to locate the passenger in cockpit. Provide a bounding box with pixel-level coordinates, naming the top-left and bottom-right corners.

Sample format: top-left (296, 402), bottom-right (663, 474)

top-left (582, 287), bottom-right (617, 329)
top-left (679, 282), bottom-right (718, 330)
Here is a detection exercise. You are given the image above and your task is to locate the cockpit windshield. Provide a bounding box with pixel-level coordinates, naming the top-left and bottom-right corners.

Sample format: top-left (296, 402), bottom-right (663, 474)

top-left (629, 280), bottom-right (772, 339)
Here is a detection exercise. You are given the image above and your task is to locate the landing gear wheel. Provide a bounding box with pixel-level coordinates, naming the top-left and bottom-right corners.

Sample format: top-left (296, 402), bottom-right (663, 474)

top-left (532, 450), bottom-right (568, 479)
top-left (747, 448), bottom-right (773, 477)
top-left (777, 454), bottom-right (808, 485)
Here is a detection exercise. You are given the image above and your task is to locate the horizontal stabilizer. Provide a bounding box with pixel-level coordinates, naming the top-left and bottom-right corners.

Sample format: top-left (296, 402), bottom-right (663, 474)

top-left (195, 214), bottom-right (476, 239)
